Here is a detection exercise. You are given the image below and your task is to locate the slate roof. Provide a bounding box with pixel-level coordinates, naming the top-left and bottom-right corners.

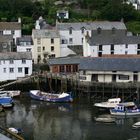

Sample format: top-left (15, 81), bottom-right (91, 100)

top-left (88, 35), bottom-right (140, 45)
top-left (79, 57), bottom-right (140, 71)
top-left (0, 52), bottom-right (32, 60)
top-left (48, 57), bottom-right (81, 65)
top-left (16, 36), bottom-right (33, 45)
top-left (56, 21), bottom-right (127, 30)
top-left (0, 22), bottom-right (21, 30)
top-left (32, 29), bottom-right (60, 38)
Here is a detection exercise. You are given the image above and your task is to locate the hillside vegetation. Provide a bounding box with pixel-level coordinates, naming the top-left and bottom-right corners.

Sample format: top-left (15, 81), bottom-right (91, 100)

top-left (0, 0), bottom-right (139, 34)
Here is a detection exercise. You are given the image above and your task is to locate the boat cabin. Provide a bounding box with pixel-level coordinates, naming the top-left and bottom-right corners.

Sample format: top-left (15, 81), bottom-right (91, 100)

top-left (114, 102), bottom-right (136, 111)
top-left (107, 98), bottom-right (121, 104)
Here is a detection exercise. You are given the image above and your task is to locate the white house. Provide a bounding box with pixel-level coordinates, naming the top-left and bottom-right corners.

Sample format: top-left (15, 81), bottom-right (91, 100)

top-left (0, 52), bottom-right (32, 81)
top-left (79, 57), bottom-right (140, 83)
top-left (56, 21), bottom-right (127, 57)
top-left (83, 30), bottom-right (140, 57)
top-left (16, 36), bottom-right (33, 52)
top-left (0, 18), bottom-right (21, 44)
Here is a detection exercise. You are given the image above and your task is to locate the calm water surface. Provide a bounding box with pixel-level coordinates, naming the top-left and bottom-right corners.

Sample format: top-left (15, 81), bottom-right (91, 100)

top-left (1, 93), bottom-right (140, 140)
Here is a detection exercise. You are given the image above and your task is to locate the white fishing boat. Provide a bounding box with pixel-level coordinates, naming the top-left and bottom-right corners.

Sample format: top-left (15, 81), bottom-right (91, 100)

top-left (94, 98), bottom-right (121, 109)
top-left (132, 121), bottom-right (140, 129)
top-left (110, 102), bottom-right (140, 116)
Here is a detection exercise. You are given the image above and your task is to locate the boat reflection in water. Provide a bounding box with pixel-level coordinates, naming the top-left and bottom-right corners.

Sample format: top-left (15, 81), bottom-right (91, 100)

top-left (94, 114), bottom-right (116, 123)
top-left (30, 100), bottom-right (72, 112)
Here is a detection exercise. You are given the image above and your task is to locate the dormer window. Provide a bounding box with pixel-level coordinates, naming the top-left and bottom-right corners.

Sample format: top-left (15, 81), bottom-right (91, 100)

top-left (69, 27), bottom-right (73, 34)
top-left (112, 27), bottom-right (116, 34)
top-left (81, 27), bottom-right (85, 34)
top-left (97, 27), bottom-right (101, 34)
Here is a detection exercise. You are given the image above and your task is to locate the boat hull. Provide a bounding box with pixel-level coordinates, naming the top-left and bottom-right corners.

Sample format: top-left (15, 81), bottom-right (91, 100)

top-left (0, 97), bottom-right (14, 108)
top-left (29, 90), bottom-right (73, 103)
top-left (110, 109), bottom-right (140, 116)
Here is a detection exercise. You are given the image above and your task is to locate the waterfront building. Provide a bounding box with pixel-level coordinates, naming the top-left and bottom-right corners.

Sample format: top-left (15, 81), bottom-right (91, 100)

top-left (48, 57), bottom-right (80, 73)
top-left (83, 28), bottom-right (140, 57)
top-left (56, 21), bottom-right (126, 57)
top-left (16, 36), bottom-right (33, 52)
top-left (0, 52), bottom-right (32, 81)
top-left (79, 57), bottom-right (140, 83)
top-left (32, 29), bottom-right (61, 64)
top-left (0, 18), bottom-right (21, 44)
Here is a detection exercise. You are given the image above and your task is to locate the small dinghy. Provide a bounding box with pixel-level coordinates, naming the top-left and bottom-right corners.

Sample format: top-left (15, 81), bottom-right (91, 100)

top-left (132, 122), bottom-right (140, 129)
top-left (8, 127), bottom-right (22, 134)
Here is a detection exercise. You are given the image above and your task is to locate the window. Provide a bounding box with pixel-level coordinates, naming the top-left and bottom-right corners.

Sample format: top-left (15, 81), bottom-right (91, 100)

top-left (22, 59), bottom-right (26, 64)
top-left (126, 44), bottom-right (128, 48)
top-left (125, 51), bottom-right (128, 54)
top-left (51, 38), bottom-right (54, 44)
top-left (119, 75), bottom-right (129, 80)
top-left (37, 46), bottom-right (41, 52)
top-left (137, 51), bottom-right (140, 54)
top-left (11, 30), bottom-right (15, 35)
top-left (99, 45), bottom-right (102, 51)
top-left (9, 59), bottom-right (14, 64)
top-left (138, 44), bottom-right (140, 49)
top-left (3, 60), bottom-right (5, 64)
top-left (51, 46), bottom-right (54, 52)
top-left (3, 68), bottom-right (6, 73)
top-left (43, 46), bottom-right (45, 51)
top-left (18, 67), bottom-right (22, 73)
top-left (97, 27), bottom-right (101, 34)
top-left (81, 27), bottom-right (85, 34)
top-left (82, 38), bottom-right (84, 43)
top-left (69, 38), bottom-right (73, 44)
top-left (26, 48), bottom-right (31, 52)
top-left (61, 39), bottom-right (67, 44)
top-left (66, 65), bottom-right (71, 72)
top-left (37, 38), bottom-right (41, 44)
top-left (111, 44), bottom-right (114, 50)
top-left (60, 65), bottom-right (64, 72)
top-left (112, 27), bottom-right (116, 34)
top-left (50, 54), bottom-right (55, 58)
top-left (69, 27), bottom-right (72, 34)
top-left (9, 68), bottom-right (14, 73)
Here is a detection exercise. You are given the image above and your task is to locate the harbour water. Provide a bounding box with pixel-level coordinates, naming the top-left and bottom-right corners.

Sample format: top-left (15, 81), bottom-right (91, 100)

top-left (1, 93), bottom-right (140, 140)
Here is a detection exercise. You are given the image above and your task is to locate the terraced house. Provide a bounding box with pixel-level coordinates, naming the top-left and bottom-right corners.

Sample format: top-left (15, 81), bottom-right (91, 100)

top-left (32, 29), bottom-right (60, 64)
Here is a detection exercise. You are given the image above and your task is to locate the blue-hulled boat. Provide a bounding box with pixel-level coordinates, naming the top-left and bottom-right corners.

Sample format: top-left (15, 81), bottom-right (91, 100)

top-left (29, 90), bottom-right (73, 102)
top-left (110, 102), bottom-right (140, 116)
top-left (0, 97), bottom-right (14, 108)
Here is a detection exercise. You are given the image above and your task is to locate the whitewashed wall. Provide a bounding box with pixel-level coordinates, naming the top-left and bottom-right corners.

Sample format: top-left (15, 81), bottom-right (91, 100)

top-left (79, 70), bottom-right (140, 83)
top-left (0, 59), bottom-right (32, 81)
top-left (84, 43), bottom-right (139, 57)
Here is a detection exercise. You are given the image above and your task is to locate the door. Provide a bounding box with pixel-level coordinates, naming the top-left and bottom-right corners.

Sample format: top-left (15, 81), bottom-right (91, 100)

top-left (25, 67), bottom-right (29, 75)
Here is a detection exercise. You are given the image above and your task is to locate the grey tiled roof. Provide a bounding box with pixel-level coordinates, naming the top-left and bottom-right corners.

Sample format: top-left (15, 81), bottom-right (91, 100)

top-left (48, 57), bottom-right (81, 65)
top-left (32, 29), bottom-right (60, 38)
top-left (0, 52), bottom-right (32, 60)
top-left (16, 36), bottom-right (33, 45)
top-left (79, 57), bottom-right (140, 71)
top-left (89, 35), bottom-right (140, 45)
top-left (0, 22), bottom-right (21, 30)
top-left (56, 21), bottom-right (127, 30)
